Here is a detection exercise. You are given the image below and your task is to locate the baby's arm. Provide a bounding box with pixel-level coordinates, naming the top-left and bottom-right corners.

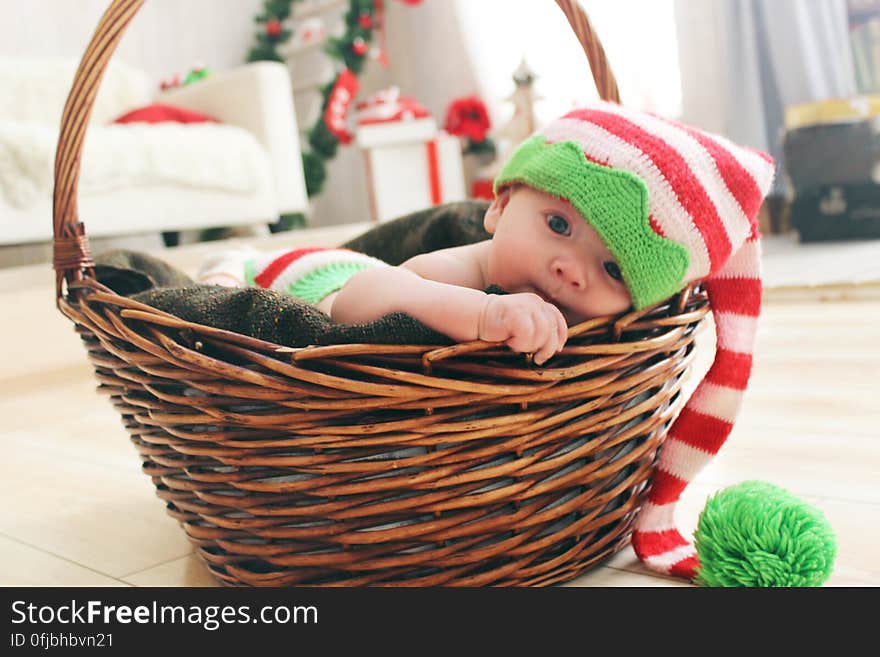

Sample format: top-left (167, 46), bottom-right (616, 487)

top-left (330, 246), bottom-right (567, 364)
top-left (329, 264), bottom-right (488, 342)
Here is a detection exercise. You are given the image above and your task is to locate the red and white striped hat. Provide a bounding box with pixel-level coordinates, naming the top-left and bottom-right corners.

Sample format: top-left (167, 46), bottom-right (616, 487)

top-left (495, 101), bottom-right (775, 580)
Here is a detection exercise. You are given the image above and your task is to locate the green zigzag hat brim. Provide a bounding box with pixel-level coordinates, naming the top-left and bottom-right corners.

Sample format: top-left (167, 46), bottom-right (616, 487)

top-left (494, 136), bottom-right (690, 310)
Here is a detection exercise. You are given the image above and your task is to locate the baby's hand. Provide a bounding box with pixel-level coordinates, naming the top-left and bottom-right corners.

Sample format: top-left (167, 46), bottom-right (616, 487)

top-left (477, 294), bottom-right (568, 365)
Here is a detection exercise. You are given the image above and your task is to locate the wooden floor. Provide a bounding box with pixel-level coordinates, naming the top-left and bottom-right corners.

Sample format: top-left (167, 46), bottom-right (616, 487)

top-left (1, 223), bottom-right (878, 587)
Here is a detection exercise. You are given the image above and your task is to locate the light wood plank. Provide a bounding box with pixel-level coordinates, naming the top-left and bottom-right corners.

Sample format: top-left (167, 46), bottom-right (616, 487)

top-left (564, 565), bottom-right (690, 587)
top-left (0, 441), bottom-right (192, 579)
top-left (122, 554), bottom-right (220, 587)
top-left (0, 535), bottom-right (128, 586)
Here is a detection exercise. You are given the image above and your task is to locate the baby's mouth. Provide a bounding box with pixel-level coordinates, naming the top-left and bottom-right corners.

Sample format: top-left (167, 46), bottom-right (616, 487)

top-left (529, 287), bottom-right (551, 303)
top-left (532, 286), bottom-right (580, 323)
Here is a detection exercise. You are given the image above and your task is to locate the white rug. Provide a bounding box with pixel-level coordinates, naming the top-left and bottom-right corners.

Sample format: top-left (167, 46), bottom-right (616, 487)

top-left (762, 232), bottom-right (880, 299)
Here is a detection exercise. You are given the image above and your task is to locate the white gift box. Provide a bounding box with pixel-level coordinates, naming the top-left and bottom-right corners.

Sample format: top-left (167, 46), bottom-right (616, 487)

top-left (356, 118), bottom-right (466, 223)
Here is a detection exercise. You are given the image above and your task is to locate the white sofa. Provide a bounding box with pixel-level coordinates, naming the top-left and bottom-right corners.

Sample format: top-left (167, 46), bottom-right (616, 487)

top-left (0, 56), bottom-right (307, 247)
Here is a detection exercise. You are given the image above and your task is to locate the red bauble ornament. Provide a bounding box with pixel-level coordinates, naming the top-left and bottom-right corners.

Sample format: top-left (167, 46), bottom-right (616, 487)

top-left (266, 19), bottom-right (282, 37)
top-left (358, 13), bottom-right (373, 29)
top-left (352, 38), bottom-right (368, 56)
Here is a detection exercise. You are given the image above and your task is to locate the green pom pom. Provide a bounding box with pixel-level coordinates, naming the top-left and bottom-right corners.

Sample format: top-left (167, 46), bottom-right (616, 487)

top-left (693, 481), bottom-right (837, 587)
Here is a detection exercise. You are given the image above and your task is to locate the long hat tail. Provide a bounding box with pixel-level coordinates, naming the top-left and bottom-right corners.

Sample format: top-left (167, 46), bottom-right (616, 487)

top-left (631, 233), bottom-right (762, 579)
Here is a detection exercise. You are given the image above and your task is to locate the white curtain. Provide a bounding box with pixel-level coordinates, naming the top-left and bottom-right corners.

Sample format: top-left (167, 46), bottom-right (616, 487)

top-left (675, 0), bottom-right (857, 196)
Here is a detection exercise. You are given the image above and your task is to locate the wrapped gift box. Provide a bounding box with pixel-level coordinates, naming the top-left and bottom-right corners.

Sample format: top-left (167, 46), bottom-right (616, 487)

top-left (356, 89), bottom-right (466, 223)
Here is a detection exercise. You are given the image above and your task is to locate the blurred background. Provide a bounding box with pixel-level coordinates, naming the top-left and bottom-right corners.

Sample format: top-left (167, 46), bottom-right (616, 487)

top-left (3, 0), bottom-right (880, 269)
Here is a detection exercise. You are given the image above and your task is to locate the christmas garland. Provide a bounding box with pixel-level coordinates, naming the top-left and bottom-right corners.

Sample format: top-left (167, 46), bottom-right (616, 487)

top-left (247, 0), bottom-right (421, 199)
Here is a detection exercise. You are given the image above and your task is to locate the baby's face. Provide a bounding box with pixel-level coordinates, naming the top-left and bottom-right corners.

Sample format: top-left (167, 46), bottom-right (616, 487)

top-left (484, 186), bottom-right (632, 324)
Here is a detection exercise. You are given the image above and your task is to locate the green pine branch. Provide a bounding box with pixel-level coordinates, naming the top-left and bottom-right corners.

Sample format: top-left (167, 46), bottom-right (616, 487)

top-left (245, 0), bottom-right (389, 198)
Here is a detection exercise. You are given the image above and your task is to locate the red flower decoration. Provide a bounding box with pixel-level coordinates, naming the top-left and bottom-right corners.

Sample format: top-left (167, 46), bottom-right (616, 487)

top-left (266, 19), bottom-right (282, 37)
top-left (444, 96), bottom-right (492, 143)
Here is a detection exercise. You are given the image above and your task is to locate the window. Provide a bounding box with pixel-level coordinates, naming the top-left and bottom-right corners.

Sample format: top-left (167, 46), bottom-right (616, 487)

top-left (453, 0), bottom-right (682, 125)
top-left (848, 0), bottom-right (880, 92)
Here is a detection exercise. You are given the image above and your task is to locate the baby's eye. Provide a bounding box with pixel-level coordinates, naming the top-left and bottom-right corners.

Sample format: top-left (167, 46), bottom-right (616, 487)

top-left (604, 261), bottom-right (623, 282)
top-left (547, 214), bottom-right (571, 236)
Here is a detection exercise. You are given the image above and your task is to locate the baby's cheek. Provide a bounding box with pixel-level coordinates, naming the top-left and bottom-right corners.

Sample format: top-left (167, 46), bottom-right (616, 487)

top-left (562, 293), bottom-right (630, 324)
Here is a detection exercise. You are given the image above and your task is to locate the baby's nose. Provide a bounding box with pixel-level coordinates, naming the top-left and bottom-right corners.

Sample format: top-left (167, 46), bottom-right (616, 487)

top-left (552, 258), bottom-right (586, 290)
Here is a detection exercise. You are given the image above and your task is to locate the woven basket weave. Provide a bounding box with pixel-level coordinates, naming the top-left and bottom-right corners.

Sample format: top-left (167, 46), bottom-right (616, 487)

top-left (52, 0), bottom-right (709, 586)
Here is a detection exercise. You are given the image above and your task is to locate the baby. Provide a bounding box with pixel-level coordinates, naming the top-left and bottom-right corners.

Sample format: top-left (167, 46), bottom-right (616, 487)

top-left (200, 182), bottom-right (629, 364)
top-left (336, 182), bottom-right (634, 358)
top-left (201, 103), bottom-right (772, 367)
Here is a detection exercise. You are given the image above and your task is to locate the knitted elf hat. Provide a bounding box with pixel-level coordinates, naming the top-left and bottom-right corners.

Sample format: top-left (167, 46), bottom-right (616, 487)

top-left (495, 101), bottom-right (776, 581)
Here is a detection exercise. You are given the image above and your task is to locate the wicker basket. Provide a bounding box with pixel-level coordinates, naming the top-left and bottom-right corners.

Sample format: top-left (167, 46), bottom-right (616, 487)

top-left (52, 0), bottom-right (709, 586)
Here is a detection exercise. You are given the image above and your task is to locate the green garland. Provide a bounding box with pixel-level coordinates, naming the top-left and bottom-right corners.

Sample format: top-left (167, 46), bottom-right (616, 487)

top-left (247, 0), bottom-right (379, 198)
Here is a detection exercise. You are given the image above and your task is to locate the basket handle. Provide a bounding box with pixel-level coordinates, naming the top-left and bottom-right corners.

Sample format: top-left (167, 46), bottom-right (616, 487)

top-left (52, 0), bottom-right (144, 300)
top-left (554, 0), bottom-right (620, 104)
top-left (51, 0), bottom-right (619, 301)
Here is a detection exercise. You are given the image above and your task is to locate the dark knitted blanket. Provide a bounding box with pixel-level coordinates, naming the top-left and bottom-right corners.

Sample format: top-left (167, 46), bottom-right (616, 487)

top-left (341, 199), bottom-right (490, 264)
top-left (94, 200), bottom-right (492, 347)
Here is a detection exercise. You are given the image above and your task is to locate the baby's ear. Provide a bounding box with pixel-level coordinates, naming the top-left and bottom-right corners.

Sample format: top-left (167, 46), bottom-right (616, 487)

top-left (483, 187), bottom-right (512, 234)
